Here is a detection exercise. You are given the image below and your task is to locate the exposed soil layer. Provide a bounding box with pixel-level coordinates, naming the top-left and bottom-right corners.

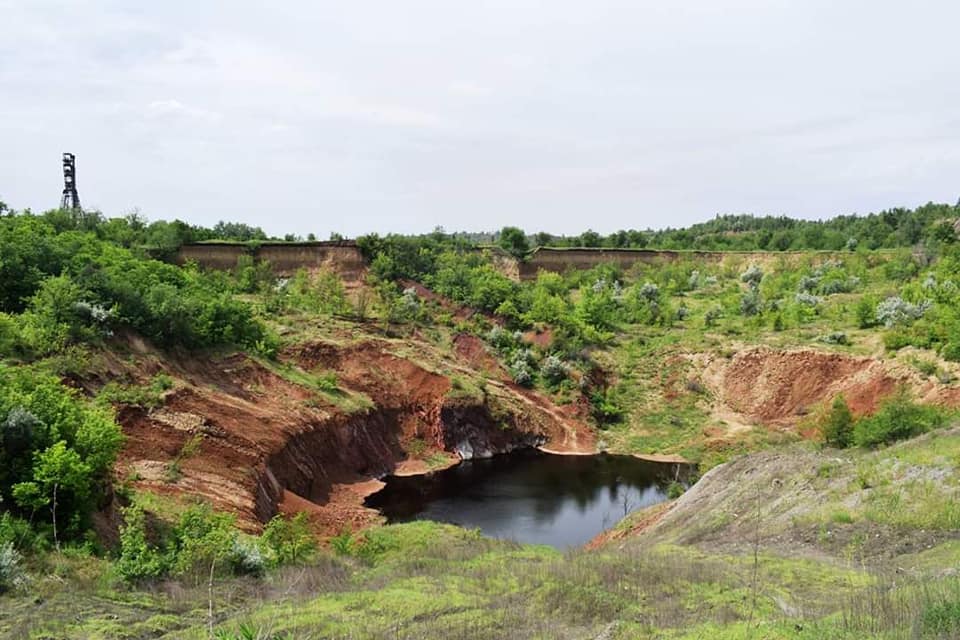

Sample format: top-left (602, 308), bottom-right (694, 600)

top-left (699, 346), bottom-right (960, 431)
top-left (112, 337), bottom-right (595, 535)
top-left (711, 347), bottom-right (898, 423)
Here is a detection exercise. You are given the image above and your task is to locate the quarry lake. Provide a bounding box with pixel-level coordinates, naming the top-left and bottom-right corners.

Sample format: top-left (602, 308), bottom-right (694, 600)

top-left (365, 450), bottom-right (692, 548)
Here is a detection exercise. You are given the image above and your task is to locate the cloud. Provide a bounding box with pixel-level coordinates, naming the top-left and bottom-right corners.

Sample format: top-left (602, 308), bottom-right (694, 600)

top-left (449, 82), bottom-right (492, 97)
top-left (2, 1), bottom-right (960, 236)
top-left (144, 100), bottom-right (222, 123)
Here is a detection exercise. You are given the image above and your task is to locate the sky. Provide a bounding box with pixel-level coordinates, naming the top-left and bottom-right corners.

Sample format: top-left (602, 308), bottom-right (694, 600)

top-left (2, 1), bottom-right (959, 237)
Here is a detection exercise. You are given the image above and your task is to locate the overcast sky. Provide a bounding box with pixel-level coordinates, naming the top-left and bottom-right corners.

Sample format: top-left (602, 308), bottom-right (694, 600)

top-left (3, 1), bottom-right (959, 237)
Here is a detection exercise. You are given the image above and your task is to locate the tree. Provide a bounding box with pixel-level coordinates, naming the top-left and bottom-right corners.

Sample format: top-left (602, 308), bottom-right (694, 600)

top-left (497, 226), bottom-right (530, 260)
top-left (12, 441), bottom-right (91, 549)
top-left (0, 365), bottom-right (123, 540)
top-left (821, 396), bottom-right (854, 448)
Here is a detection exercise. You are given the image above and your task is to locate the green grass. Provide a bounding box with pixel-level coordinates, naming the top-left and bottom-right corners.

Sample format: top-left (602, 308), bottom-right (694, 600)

top-left (252, 355), bottom-right (374, 413)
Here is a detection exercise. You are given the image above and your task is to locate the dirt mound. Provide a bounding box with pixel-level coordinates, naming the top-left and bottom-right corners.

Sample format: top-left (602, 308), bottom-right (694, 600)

top-left (704, 347), bottom-right (900, 426)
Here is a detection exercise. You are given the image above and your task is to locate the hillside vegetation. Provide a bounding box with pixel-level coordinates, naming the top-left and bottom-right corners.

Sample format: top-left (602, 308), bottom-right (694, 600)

top-left (1, 201), bottom-right (959, 638)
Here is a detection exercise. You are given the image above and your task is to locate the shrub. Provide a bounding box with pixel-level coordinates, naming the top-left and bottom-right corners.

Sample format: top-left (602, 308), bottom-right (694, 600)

top-left (795, 292), bottom-right (822, 307)
top-left (589, 388), bottom-right (625, 425)
top-left (855, 296), bottom-right (879, 329)
top-left (169, 504), bottom-right (237, 577)
top-left (821, 396), bottom-right (854, 448)
top-left (228, 538), bottom-right (266, 577)
top-left (539, 355), bottom-right (569, 386)
top-left (638, 282), bottom-right (659, 301)
top-left (0, 365), bottom-right (123, 540)
top-left (818, 331), bottom-right (849, 346)
top-left (0, 542), bottom-right (25, 592)
top-left (666, 482), bottom-right (685, 499)
top-left (876, 296), bottom-right (931, 328)
top-left (486, 326), bottom-right (518, 352)
top-left (740, 288), bottom-right (761, 316)
top-left (852, 390), bottom-right (947, 447)
top-left (740, 264), bottom-right (763, 288)
top-left (941, 341), bottom-right (960, 362)
top-left (509, 358), bottom-right (534, 387)
top-left (704, 306), bottom-right (722, 328)
top-left (261, 513), bottom-right (316, 566)
top-left (115, 505), bottom-right (169, 583)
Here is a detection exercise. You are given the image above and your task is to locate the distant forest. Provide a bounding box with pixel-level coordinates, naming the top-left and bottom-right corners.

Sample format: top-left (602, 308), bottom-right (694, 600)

top-left (1, 198), bottom-right (957, 256)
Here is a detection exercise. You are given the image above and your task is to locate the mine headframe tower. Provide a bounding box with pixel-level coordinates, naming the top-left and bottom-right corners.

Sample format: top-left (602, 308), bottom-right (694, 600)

top-left (60, 152), bottom-right (81, 211)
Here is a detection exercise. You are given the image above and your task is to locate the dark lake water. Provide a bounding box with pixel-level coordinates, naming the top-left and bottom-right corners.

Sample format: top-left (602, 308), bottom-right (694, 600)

top-left (365, 450), bottom-right (690, 548)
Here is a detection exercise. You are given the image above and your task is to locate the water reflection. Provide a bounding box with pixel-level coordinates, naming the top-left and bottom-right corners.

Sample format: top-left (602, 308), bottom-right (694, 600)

top-left (365, 450), bottom-right (690, 548)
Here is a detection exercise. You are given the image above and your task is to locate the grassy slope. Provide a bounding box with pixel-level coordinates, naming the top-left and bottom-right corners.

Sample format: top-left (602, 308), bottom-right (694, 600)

top-left (9, 430), bottom-right (956, 639)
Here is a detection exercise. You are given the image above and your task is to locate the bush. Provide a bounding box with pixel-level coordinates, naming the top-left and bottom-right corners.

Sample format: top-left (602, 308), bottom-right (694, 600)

top-left (740, 264), bottom-right (763, 288)
top-left (941, 341), bottom-right (960, 362)
top-left (854, 296), bottom-right (879, 329)
top-left (539, 355), bottom-right (569, 386)
top-left (0, 542), bottom-right (25, 592)
top-left (876, 296), bottom-right (931, 328)
top-left (821, 396), bottom-right (854, 448)
top-left (486, 326), bottom-right (518, 353)
top-left (589, 388), bottom-right (625, 425)
top-left (666, 482), bottom-right (685, 499)
top-left (794, 292), bottom-right (822, 307)
top-left (740, 288), bottom-right (761, 316)
top-left (509, 357), bottom-right (534, 387)
top-left (852, 390), bottom-right (947, 447)
top-left (261, 513), bottom-right (316, 566)
top-left (116, 505), bottom-right (169, 583)
top-left (818, 331), bottom-right (849, 346)
top-left (0, 365), bottom-right (123, 540)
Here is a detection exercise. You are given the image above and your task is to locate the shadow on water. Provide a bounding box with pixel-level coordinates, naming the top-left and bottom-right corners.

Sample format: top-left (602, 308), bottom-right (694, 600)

top-left (365, 450), bottom-right (694, 548)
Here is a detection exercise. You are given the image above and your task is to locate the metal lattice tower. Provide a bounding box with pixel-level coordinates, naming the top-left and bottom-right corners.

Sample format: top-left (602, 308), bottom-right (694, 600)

top-left (60, 152), bottom-right (81, 211)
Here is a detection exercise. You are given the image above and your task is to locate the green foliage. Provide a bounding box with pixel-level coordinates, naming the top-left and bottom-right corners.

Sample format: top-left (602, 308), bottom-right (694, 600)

top-left (821, 396), bottom-right (854, 448)
top-left (97, 373), bottom-right (174, 409)
top-left (666, 481), bottom-right (685, 499)
top-left (426, 251), bottom-right (518, 313)
top-left (497, 226), bottom-right (530, 259)
top-left (0, 365), bottom-right (122, 539)
top-left (535, 202), bottom-right (960, 251)
top-left (921, 598), bottom-right (960, 636)
top-left (115, 505), bottom-right (169, 582)
top-left (233, 254), bottom-right (275, 293)
top-left (274, 268), bottom-right (349, 316)
top-left (117, 502), bottom-right (270, 583)
top-left (0, 215), bottom-right (271, 354)
top-left (853, 390), bottom-right (948, 447)
top-left (169, 503), bottom-right (237, 577)
top-left (261, 513), bottom-right (317, 566)
top-left (589, 387), bottom-right (626, 425)
top-left (539, 355), bottom-right (569, 387)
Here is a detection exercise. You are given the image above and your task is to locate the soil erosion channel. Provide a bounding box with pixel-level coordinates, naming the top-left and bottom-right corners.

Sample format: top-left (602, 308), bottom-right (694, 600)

top-left (366, 451), bottom-right (692, 548)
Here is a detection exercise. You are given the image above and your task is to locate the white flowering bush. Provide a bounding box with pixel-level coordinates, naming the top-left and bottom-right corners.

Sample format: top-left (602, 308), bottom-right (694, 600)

top-left (229, 538), bottom-right (265, 577)
top-left (876, 296), bottom-right (931, 328)
top-left (486, 326), bottom-right (517, 352)
top-left (795, 292), bottom-right (822, 306)
top-left (509, 358), bottom-right (534, 386)
top-left (0, 543), bottom-right (25, 593)
top-left (638, 282), bottom-right (660, 301)
top-left (740, 264), bottom-right (763, 288)
top-left (539, 355), bottom-right (569, 385)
